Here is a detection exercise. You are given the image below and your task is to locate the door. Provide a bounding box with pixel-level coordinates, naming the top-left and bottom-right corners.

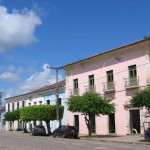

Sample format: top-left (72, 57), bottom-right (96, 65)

top-left (74, 115), bottom-right (79, 131)
top-left (109, 113), bottom-right (115, 133)
top-left (130, 109), bottom-right (140, 134)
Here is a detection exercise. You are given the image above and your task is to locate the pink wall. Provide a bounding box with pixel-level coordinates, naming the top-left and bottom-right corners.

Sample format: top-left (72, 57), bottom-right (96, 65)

top-left (65, 40), bottom-right (150, 135)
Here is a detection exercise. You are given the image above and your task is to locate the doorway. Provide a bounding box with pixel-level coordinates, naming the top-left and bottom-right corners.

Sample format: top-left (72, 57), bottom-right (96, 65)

top-left (109, 113), bottom-right (115, 133)
top-left (74, 115), bottom-right (79, 131)
top-left (130, 109), bottom-right (140, 134)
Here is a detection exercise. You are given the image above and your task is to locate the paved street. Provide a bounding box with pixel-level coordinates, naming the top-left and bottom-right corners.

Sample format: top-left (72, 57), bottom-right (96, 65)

top-left (0, 132), bottom-right (150, 150)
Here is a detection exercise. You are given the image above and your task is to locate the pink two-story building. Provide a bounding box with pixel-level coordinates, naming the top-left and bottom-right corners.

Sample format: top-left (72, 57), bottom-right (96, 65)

top-left (63, 39), bottom-right (150, 135)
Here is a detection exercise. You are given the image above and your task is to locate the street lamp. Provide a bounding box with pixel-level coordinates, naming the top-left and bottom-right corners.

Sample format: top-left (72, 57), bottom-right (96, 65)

top-left (47, 66), bottom-right (62, 126)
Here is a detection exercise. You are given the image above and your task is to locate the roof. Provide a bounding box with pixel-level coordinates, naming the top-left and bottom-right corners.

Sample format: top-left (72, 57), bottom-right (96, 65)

top-left (62, 38), bottom-right (150, 68)
top-left (5, 80), bottom-right (66, 100)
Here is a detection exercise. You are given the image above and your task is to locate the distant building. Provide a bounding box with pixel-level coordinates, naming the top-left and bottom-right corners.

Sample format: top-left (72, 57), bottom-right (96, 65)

top-left (62, 39), bottom-right (150, 135)
top-left (5, 80), bottom-right (66, 132)
top-left (0, 92), bottom-right (5, 130)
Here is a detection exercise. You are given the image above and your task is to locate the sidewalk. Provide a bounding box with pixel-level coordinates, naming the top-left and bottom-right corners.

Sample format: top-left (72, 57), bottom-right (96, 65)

top-left (79, 134), bottom-right (150, 145)
top-left (1, 129), bottom-right (150, 145)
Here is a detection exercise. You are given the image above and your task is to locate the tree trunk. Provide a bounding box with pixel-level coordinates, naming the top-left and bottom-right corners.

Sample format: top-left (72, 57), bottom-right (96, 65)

top-left (17, 120), bottom-right (19, 131)
top-left (23, 121), bottom-right (27, 133)
top-left (45, 121), bottom-right (51, 136)
top-left (84, 115), bottom-right (91, 136)
top-left (9, 121), bottom-right (12, 131)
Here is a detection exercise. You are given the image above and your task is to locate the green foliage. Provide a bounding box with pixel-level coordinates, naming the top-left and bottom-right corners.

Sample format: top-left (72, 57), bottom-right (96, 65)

top-left (13, 109), bottom-right (20, 121)
top-left (143, 36), bottom-right (150, 40)
top-left (4, 112), bottom-right (16, 122)
top-left (20, 105), bottom-right (64, 122)
top-left (68, 92), bottom-right (115, 116)
top-left (131, 86), bottom-right (150, 112)
top-left (67, 92), bottom-right (115, 135)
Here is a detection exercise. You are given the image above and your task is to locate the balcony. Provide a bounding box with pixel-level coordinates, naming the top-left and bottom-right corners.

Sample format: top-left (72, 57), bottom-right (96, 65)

top-left (124, 76), bottom-right (139, 89)
top-left (69, 88), bottom-right (79, 97)
top-left (103, 82), bottom-right (115, 93)
top-left (85, 85), bottom-right (96, 92)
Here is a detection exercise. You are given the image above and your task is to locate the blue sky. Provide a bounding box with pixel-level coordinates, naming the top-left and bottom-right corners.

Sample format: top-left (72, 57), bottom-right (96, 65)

top-left (0, 0), bottom-right (150, 101)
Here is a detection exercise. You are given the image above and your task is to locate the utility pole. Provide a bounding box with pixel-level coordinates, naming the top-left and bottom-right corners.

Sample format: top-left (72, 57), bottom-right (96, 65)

top-left (47, 66), bottom-right (62, 126)
top-left (0, 92), bottom-right (3, 107)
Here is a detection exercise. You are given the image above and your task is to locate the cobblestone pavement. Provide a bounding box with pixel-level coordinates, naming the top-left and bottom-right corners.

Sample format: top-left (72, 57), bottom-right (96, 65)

top-left (0, 131), bottom-right (150, 150)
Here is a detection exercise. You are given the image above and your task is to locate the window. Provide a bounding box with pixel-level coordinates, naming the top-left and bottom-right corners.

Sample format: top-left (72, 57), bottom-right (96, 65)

top-left (39, 101), bottom-right (42, 105)
top-left (73, 79), bottom-right (79, 95)
top-left (88, 75), bottom-right (95, 92)
top-left (128, 65), bottom-right (138, 86)
top-left (28, 103), bottom-right (31, 106)
top-left (89, 75), bottom-right (94, 85)
top-left (34, 102), bottom-right (37, 105)
top-left (129, 65), bottom-right (137, 78)
top-left (58, 98), bottom-right (61, 105)
top-left (47, 100), bottom-right (50, 105)
top-left (107, 70), bottom-right (114, 82)
top-left (17, 102), bottom-right (19, 109)
top-left (22, 101), bottom-right (25, 107)
top-left (106, 70), bottom-right (114, 90)
top-left (12, 103), bottom-right (14, 111)
top-left (8, 103), bottom-right (10, 112)
top-left (73, 79), bottom-right (78, 89)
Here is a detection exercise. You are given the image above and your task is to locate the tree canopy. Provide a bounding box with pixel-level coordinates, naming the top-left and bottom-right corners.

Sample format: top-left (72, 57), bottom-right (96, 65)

top-left (67, 92), bottom-right (115, 136)
top-left (131, 86), bottom-right (150, 113)
top-left (20, 105), bottom-right (64, 135)
top-left (20, 105), bottom-right (64, 121)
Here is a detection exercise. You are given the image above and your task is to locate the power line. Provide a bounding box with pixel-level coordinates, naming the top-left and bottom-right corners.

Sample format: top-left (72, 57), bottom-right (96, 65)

top-left (65, 61), bottom-right (150, 89)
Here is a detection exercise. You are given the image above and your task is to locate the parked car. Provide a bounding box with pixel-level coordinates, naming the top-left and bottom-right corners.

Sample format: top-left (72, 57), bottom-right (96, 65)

top-left (32, 125), bottom-right (46, 136)
top-left (53, 125), bottom-right (78, 139)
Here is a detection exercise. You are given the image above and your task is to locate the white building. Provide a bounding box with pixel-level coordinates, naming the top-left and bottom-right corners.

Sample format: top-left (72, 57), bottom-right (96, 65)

top-left (5, 80), bottom-right (66, 132)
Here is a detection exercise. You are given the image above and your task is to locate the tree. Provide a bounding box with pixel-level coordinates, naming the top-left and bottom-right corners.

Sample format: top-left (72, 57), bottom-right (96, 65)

top-left (20, 105), bottom-right (64, 135)
top-left (67, 92), bottom-right (115, 136)
top-left (143, 36), bottom-right (150, 40)
top-left (13, 109), bottom-right (20, 130)
top-left (4, 112), bottom-right (16, 130)
top-left (131, 86), bottom-right (150, 113)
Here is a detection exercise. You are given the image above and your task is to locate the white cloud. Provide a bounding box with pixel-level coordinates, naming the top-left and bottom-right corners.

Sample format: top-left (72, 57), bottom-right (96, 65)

top-left (0, 72), bottom-right (19, 82)
top-left (0, 5), bottom-right (42, 52)
top-left (5, 64), bottom-right (63, 98)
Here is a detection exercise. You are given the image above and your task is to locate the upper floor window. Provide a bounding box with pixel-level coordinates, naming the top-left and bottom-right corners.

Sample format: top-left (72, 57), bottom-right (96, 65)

top-left (8, 103), bottom-right (10, 112)
top-left (22, 101), bottom-right (25, 107)
top-left (47, 100), bottom-right (50, 105)
top-left (58, 98), bottom-right (61, 105)
top-left (39, 101), bottom-right (42, 105)
top-left (107, 70), bottom-right (114, 82)
top-left (89, 75), bottom-right (94, 85)
top-left (128, 65), bottom-right (137, 78)
top-left (17, 102), bottom-right (19, 109)
top-left (73, 79), bottom-right (78, 89)
top-left (12, 103), bottom-right (14, 111)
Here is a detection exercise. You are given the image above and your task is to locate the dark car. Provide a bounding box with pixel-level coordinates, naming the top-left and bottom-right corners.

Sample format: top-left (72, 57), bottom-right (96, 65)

top-left (53, 125), bottom-right (78, 139)
top-left (32, 125), bottom-right (46, 136)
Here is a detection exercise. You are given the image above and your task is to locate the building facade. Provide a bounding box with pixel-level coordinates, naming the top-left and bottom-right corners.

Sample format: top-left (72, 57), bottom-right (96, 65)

top-left (5, 80), bottom-right (66, 132)
top-left (63, 39), bottom-right (150, 135)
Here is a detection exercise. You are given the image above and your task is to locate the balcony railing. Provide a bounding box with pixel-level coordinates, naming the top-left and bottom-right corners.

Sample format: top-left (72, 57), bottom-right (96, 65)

top-left (124, 76), bottom-right (139, 89)
top-left (69, 88), bottom-right (79, 96)
top-left (103, 82), bottom-right (115, 92)
top-left (85, 85), bottom-right (96, 92)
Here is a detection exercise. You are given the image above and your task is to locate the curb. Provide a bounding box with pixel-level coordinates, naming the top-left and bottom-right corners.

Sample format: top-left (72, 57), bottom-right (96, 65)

top-left (80, 137), bottom-right (150, 145)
